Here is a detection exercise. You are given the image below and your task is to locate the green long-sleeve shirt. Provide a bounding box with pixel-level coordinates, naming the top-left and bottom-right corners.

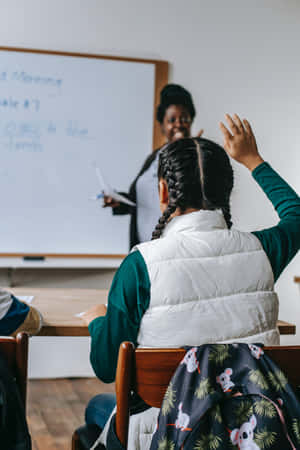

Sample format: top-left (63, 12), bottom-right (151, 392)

top-left (89, 162), bottom-right (300, 383)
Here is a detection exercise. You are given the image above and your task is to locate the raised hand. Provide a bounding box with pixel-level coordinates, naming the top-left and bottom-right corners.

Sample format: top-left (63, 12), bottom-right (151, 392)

top-left (219, 114), bottom-right (264, 171)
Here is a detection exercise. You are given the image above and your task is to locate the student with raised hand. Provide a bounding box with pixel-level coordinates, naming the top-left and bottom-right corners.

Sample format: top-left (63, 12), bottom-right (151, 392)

top-left (103, 83), bottom-right (204, 249)
top-left (82, 115), bottom-right (300, 447)
top-left (0, 288), bottom-right (42, 336)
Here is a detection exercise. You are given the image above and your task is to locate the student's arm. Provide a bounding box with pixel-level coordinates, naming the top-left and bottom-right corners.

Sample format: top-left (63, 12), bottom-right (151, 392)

top-left (251, 163), bottom-right (300, 281)
top-left (0, 288), bottom-right (42, 336)
top-left (88, 251), bottom-right (150, 383)
top-left (219, 114), bottom-right (300, 281)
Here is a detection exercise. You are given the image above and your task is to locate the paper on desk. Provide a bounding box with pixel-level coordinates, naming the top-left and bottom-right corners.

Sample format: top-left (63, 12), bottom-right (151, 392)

top-left (94, 166), bottom-right (135, 207)
top-left (18, 295), bottom-right (34, 304)
top-left (75, 303), bottom-right (108, 318)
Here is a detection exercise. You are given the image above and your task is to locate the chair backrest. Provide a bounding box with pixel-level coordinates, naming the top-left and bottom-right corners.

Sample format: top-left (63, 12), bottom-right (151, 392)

top-left (115, 342), bottom-right (300, 448)
top-left (0, 332), bottom-right (29, 410)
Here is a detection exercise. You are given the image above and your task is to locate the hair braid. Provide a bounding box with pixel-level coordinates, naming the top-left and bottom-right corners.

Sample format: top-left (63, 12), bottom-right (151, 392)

top-left (151, 204), bottom-right (176, 240)
top-left (221, 203), bottom-right (233, 229)
top-left (151, 154), bottom-right (180, 240)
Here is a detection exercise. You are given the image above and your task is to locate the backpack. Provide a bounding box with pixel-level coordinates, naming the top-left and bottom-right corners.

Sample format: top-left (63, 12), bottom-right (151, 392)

top-left (150, 344), bottom-right (300, 449)
top-left (0, 351), bottom-right (32, 450)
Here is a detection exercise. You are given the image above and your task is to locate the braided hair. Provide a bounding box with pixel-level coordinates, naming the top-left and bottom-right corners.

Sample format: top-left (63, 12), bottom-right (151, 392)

top-left (156, 84), bottom-right (196, 124)
top-left (151, 137), bottom-right (234, 240)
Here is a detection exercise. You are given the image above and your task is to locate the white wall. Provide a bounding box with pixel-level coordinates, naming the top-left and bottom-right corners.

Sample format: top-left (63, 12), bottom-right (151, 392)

top-left (0, 0), bottom-right (299, 376)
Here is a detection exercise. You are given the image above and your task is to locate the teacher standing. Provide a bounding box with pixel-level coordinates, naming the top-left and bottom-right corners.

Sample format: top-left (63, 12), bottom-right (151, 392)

top-left (104, 84), bottom-right (202, 249)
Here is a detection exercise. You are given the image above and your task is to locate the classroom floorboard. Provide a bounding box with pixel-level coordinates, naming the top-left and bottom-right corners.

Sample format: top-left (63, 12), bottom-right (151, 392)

top-left (27, 378), bottom-right (115, 450)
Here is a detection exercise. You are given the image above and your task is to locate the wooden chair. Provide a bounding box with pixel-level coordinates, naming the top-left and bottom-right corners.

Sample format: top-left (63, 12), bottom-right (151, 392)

top-left (71, 430), bottom-right (85, 450)
top-left (0, 332), bottom-right (29, 410)
top-left (72, 342), bottom-right (300, 449)
top-left (115, 342), bottom-right (300, 448)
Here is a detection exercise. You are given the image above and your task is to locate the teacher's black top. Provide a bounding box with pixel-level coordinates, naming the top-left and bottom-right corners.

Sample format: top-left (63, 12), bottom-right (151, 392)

top-left (113, 147), bottom-right (161, 250)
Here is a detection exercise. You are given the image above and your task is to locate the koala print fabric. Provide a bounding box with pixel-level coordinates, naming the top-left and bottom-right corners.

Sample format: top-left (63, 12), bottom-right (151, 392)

top-left (150, 344), bottom-right (300, 449)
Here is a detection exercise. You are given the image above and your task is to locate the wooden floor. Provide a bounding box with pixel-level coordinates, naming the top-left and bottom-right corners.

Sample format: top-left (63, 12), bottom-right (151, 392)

top-left (27, 378), bottom-right (115, 450)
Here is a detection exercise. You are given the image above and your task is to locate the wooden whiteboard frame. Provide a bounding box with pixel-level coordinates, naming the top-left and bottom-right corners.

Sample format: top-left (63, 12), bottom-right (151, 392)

top-left (0, 46), bottom-right (168, 263)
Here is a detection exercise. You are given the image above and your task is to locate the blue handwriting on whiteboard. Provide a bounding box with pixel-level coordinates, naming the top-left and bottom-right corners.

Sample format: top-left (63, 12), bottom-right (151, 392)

top-left (47, 122), bottom-right (56, 134)
top-left (6, 140), bottom-right (43, 153)
top-left (0, 97), bottom-right (40, 111)
top-left (10, 71), bottom-right (62, 88)
top-left (0, 72), bottom-right (7, 81)
top-left (66, 121), bottom-right (89, 138)
top-left (2, 121), bottom-right (40, 138)
top-left (24, 99), bottom-right (40, 112)
top-left (0, 97), bottom-right (18, 108)
top-left (0, 120), bottom-right (90, 142)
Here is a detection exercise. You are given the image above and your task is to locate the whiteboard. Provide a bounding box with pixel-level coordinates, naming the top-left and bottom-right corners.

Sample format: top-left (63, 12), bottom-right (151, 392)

top-left (0, 48), bottom-right (167, 258)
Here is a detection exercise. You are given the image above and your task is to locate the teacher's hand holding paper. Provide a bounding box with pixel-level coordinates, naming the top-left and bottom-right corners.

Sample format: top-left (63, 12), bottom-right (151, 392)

top-left (92, 166), bottom-right (136, 208)
top-left (103, 195), bottom-right (120, 208)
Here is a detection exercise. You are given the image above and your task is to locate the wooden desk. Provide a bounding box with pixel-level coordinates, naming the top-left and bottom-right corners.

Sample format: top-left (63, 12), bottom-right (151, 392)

top-left (277, 320), bottom-right (296, 335)
top-left (12, 288), bottom-right (107, 337)
top-left (9, 288), bottom-right (296, 337)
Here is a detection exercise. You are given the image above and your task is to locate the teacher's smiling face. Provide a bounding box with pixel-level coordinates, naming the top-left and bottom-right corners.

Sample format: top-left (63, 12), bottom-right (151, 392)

top-left (161, 104), bottom-right (192, 143)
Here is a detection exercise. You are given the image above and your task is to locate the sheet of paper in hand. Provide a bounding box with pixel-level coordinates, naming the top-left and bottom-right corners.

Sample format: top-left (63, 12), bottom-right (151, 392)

top-left (91, 166), bottom-right (136, 207)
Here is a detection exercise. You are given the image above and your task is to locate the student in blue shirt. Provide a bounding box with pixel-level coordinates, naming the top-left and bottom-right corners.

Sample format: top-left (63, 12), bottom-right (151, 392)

top-left (0, 287), bottom-right (42, 336)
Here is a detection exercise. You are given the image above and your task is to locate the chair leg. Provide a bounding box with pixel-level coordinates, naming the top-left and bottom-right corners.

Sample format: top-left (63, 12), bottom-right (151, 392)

top-left (72, 430), bottom-right (84, 450)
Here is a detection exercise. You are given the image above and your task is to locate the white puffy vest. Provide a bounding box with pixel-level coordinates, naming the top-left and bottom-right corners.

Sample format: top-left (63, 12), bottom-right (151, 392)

top-left (136, 210), bottom-right (280, 347)
top-left (98, 210), bottom-right (280, 450)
